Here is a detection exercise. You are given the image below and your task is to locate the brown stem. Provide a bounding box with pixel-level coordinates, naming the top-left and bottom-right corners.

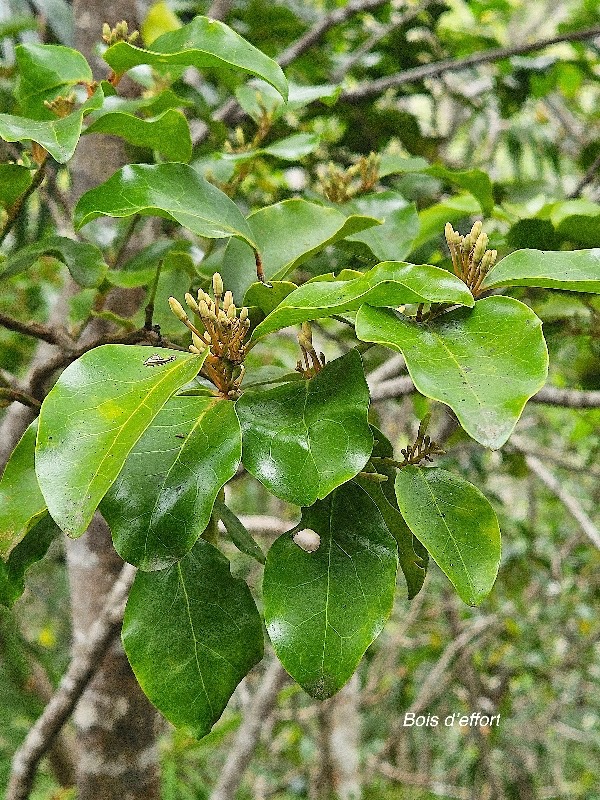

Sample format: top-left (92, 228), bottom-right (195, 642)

top-left (0, 162), bottom-right (47, 247)
top-left (0, 312), bottom-right (68, 347)
top-left (0, 387), bottom-right (42, 409)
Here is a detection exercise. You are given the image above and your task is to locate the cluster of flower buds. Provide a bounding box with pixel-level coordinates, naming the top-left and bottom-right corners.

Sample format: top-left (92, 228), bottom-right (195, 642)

top-left (168, 273), bottom-right (250, 398)
top-left (44, 94), bottom-right (76, 118)
top-left (319, 152), bottom-right (380, 203)
top-left (102, 20), bottom-right (139, 47)
top-left (296, 321), bottom-right (326, 378)
top-left (445, 220), bottom-right (497, 297)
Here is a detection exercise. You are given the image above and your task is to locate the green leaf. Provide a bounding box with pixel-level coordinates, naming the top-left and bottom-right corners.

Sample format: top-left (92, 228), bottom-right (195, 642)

top-left (411, 195), bottom-right (480, 253)
top-left (1, 236), bottom-right (108, 287)
top-left (214, 499), bottom-right (265, 564)
top-left (236, 351), bottom-right (372, 507)
top-left (0, 165), bottom-right (33, 209)
top-left (251, 261), bottom-right (474, 342)
top-left (394, 466), bottom-right (501, 606)
top-left (122, 537), bottom-right (263, 737)
top-left (355, 427), bottom-right (427, 599)
top-left (235, 80), bottom-right (339, 122)
top-left (0, 516), bottom-right (60, 608)
top-left (378, 156), bottom-right (494, 215)
top-left (141, 0), bottom-right (182, 45)
top-left (356, 297), bottom-right (548, 449)
top-left (342, 192), bottom-right (420, 262)
top-left (104, 16), bottom-right (287, 101)
top-left (424, 165), bottom-right (494, 216)
top-left (74, 163), bottom-right (257, 248)
top-left (244, 281), bottom-right (297, 317)
top-left (221, 199), bottom-right (381, 300)
top-left (101, 396), bottom-right (241, 570)
top-left (84, 109), bottom-right (192, 163)
top-left (16, 43), bottom-right (92, 118)
top-left (263, 482), bottom-right (398, 699)
top-left (0, 86), bottom-right (103, 163)
top-left (36, 345), bottom-right (206, 538)
top-left (482, 248), bottom-right (600, 294)
top-left (0, 422), bottom-right (47, 560)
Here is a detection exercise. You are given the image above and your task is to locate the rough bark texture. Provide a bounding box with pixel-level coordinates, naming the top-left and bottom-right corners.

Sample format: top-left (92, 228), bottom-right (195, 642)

top-left (64, 3), bottom-right (161, 799)
top-left (313, 675), bottom-right (362, 800)
top-left (66, 522), bottom-right (159, 800)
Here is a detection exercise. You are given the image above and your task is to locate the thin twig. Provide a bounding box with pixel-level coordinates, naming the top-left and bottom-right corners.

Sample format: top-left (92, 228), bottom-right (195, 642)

top-left (144, 259), bottom-right (163, 330)
top-left (525, 454), bottom-right (600, 549)
top-left (277, 0), bottom-right (391, 68)
top-left (209, 659), bottom-right (288, 800)
top-left (341, 25), bottom-right (600, 102)
top-left (568, 151), bottom-right (600, 198)
top-left (0, 387), bottom-right (42, 409)
top-left (0, 162), bottom-right (46, 247)
top-left (0, 312), bottom-right (69, 347)
top-left (331, 0), bottom-right (436, 81)
top-left (7, 563), bottom-right (137, 800)
top-left (370, 375), bottom-right (600, 409)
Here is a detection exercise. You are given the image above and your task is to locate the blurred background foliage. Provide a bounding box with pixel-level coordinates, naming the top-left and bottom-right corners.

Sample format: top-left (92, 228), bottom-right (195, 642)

top-left (1, 0), bottom-right (599, 798)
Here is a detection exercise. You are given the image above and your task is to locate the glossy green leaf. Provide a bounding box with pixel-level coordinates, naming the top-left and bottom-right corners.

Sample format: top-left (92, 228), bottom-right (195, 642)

top-left (0, 165), bottom-right (33, 209)
top-left (74, 163), bottom-right (257, 248)
top-left (355, 427), bottom-right (427, 599)
top-left (395, 466), bottom-right (501, 606)
top-left (221, 199), bottom-right (380, 300)
top-left (356, 297), bottom-right (548, 449)
top-left (236, 350), bottom-right (372, 507)
top-left (0, 515), bottom-right (60, 608)
top-left (0, 422), bottom-right (47, 560)
top-left (251, 261), bottom-right (474, 342)
top-left (342, 192), bottom-right (420, 262)
top-left (378, 156), bottom-right (494, 215)
top-left (482, 248), bottom-right (600, 293)
top-left (214, 499), bottom-right (265, 564)
top-left (1, 236), bottom-right (108, 286)
top-left (101, 396), bottom-right (241, 570)
top-left (122, 537), bottom-right (263, 737)
top-left (85, 109), bottom-right (192, 163)
top-left (0, 86), bottom-right (103, 163)
top-left (104, 16), bottom-right (287, 101)
top-left (410, 195), bottom-right (480, 253)
top-left (244, 281), bottom-right (297, 317)
top-left (16, 43), bottom-right (92, 117)
top-left (263, 482), bottom-right (398, 699)
top-left (36, 346), bottom-right (205, 538)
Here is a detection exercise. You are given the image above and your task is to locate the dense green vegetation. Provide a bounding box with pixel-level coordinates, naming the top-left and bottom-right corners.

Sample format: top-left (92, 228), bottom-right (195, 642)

top-left (1, 1), bottom-right (599, 798)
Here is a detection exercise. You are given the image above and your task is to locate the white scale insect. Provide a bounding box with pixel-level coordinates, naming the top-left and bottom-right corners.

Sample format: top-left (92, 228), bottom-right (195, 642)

top-left (143, 354), bottom-right (176, 367)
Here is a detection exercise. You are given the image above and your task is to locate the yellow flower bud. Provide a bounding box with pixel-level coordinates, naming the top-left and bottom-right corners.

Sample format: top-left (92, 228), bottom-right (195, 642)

top-left (185, 292), bottom-right (199, 313)
top-left (239, 307), bottom-right (249, 321)
top-left (192, 332), bottom-right (206, 351)
top-left (223, 290), bottom-right (233, 310)
top-left (212, 272), bottom-right (224, 298)
top-left (168, 297), bottom-right (188, 322)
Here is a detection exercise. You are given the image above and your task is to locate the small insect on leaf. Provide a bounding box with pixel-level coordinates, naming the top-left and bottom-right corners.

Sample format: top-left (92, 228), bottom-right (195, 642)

top-left (143, 354), bottom-right (177, 367)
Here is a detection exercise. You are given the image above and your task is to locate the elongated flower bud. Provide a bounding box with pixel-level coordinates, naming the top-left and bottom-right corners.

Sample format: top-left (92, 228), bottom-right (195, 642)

top-left (227, 303), bottom-right (236, 319)
top-left (223, 290), bottom-right (233, 310)
top-left (470, 220), bottom-right (483, 240)
top-left (168, 297), bottom-right (188, 322)
top-left (239, 306), bottom-right (248, 321)
top-left (192, 332), bottom-right (206, 351)
top-left (472, 232), bottom-right (488, 264)
top-left (213, 272), bottom-right (224, 298)
top-left (185, 292), bottom-right (199, 313)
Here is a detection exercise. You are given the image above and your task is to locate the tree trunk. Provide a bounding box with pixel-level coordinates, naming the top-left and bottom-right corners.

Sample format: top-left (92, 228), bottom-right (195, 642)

top-left (64, 2), bottom-right (161, 798)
